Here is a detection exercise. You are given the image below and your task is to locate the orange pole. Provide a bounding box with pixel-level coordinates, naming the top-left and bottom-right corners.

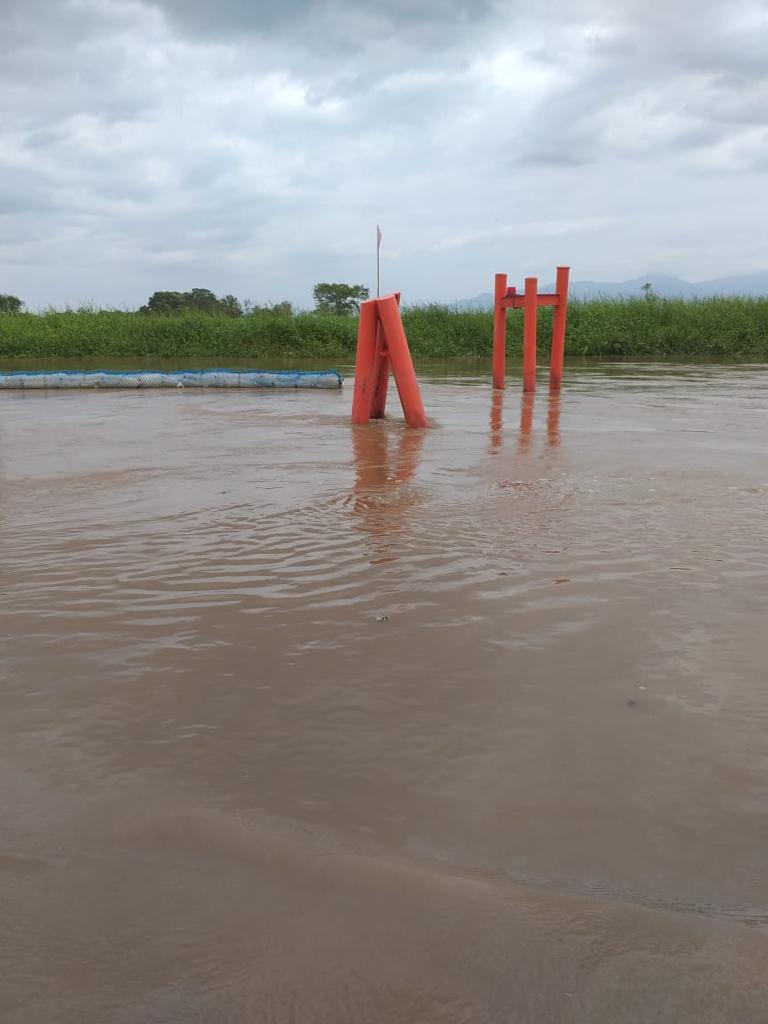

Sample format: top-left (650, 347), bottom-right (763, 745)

top-left (371, 292), bottom-right (404, 417)
top-left (351, 299), bottom-right (380, 424)
top-left (549, 265), bottom-right (570, 392)
top-left (492, 273), bottom-right (507, 390)
top-left (370, 321), bottom-right (390, 418)
top-left (377, 294), bottom-right (428, 428)
top-left (523, 276), bottom-right (538, 393)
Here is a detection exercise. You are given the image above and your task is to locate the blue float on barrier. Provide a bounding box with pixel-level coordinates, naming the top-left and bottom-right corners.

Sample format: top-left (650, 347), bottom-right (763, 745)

top-left (0, 369), bottom-right (343, 390)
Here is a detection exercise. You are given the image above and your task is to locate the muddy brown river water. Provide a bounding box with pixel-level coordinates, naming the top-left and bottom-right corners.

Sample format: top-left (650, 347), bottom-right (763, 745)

top-left (1, 362), bottom-right (768, 1023)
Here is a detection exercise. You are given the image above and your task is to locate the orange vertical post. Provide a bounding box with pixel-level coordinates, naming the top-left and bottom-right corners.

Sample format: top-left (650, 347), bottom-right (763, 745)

top-left (492, 273), bottom-right (508, 390)
top-left (351, 299), bottom-right (380, 424)
top-left (370, 321), bottom-right (390, 418)
top-left (549, 265), bottom-right (570, 392)
top-left (377, 295), bottom-right (428, 428)
top-left (523, 276), bottom-right (538, 393)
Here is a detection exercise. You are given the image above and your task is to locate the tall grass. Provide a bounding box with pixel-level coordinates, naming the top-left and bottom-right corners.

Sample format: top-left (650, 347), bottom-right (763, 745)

top-left (1, 297), bottom-right (767, 361)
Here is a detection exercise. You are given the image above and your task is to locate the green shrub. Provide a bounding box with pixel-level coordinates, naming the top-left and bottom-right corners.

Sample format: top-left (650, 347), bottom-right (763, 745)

top-left (1, 297), bottom-right (767, 361)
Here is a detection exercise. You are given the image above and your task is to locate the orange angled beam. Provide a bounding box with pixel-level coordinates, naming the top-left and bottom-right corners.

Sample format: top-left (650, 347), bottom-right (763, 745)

top-left (370, 320), bottom-right (390, 418)
top-left (377, 294), bottom-right (428, 428)
top-left (351, 294), bottom-right (427, 428)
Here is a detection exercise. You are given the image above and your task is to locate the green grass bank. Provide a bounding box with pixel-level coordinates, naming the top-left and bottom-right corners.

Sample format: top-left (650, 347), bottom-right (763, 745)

top-left (2, 297), bottom-right (768, 361)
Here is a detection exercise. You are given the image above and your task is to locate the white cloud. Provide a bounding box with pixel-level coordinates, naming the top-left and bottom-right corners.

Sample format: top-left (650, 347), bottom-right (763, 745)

top-left (0, 0), bottom-right (767, 308)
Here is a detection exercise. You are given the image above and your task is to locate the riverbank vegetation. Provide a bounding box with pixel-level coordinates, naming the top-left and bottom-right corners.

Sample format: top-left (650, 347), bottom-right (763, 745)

top-left (1, 296), bottom-right (768, 361)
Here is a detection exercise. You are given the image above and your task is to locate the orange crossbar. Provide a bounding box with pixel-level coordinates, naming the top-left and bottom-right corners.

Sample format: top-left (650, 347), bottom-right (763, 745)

top-left (503, 293), bottom-right (559, 309)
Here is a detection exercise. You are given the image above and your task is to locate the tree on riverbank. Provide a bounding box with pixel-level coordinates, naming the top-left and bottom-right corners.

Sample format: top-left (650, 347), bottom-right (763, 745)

top-left (139, 288), bottom-right (243, 316)
top-left (0, 294), bottom-right (23, 314)
top-left (313, 282), bottom-right (369, 316)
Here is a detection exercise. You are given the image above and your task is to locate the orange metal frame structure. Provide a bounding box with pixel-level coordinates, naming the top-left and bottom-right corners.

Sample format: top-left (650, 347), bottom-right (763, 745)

top-left (351, 293), bottom-right (428, 429)
top-left (492, 266), bottom-right (570, 393)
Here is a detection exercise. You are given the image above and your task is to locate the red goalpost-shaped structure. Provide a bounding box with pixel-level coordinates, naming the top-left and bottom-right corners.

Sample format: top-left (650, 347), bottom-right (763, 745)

top-left (351, 293), bottom-right (428, 428)
top-left (492, 266), bottom-right (570, 393)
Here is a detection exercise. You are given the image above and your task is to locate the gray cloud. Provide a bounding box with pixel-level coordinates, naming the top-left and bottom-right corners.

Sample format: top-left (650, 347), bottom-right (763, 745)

top-left (1, 0), bottom-right (767, 309)
top-left (154, 0), bottom-right (502, 44)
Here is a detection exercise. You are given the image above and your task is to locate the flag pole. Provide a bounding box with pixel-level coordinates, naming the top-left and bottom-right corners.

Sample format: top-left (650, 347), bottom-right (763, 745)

top-left (376, 224), bottom-right (382, 298)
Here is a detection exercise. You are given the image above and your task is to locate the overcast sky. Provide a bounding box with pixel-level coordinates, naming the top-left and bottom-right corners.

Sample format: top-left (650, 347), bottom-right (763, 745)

top-left (2, 0), bottom-right (767, 309)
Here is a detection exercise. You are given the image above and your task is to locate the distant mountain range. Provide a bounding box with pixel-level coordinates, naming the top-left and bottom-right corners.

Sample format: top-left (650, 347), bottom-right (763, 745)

top-left (456, 272), bottom-right (768, 309)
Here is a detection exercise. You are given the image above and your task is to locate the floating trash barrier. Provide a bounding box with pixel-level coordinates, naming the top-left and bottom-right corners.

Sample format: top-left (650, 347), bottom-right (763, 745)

top-left (0, 369), bottom-right (343, 390)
